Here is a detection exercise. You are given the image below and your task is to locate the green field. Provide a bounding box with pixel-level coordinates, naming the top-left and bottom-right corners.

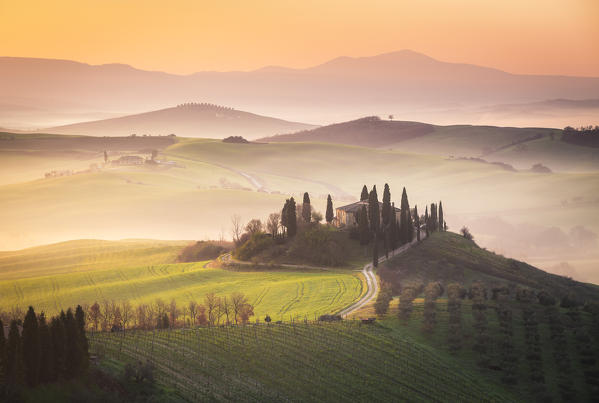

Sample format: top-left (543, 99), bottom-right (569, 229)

top-left (88, 321), bottom-right (516, 402)
top-left (0, 240), bottom-right (363, 320)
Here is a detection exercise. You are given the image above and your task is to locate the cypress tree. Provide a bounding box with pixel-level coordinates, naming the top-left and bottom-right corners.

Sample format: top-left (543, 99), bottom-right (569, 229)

top-left (22, 306), bottom-right (41, 386)
top-left (0, 319), bottom-right (5, 384)
top-left (360, 185), bottom-right (369, 201)
top-left (415, 205), bottom-right (421, 241)
top-left (430, 203), bottom-right (438, 232)
top-left (325, 194), bottom-right (334, 224)
top-left (50, 315), bottom-right (66, 379)
top-left (281, 199), bottom-right (289, 237)
top-left (6, 320), bottom-right (24, 387)
top-left (389, 202), bottom-right (398, 249)
top-left (425, 206), bottom-right (430, 237)
top-left (64, 308), bottom-right (82, 378)
top-left (38, 313), bottom-right (54, 383)
top-left (368, 186), bottom-right (380, 235)
top-left (438, 201), bottom-right (444, 232)
top-left (302, 192), bottom-right (311, 223)
top-left (287, 197), bottom-right (297, 237)
top-left (399, 187), bottom-right (410, 244)
top-left (358, 205), bottom-right (370, 245)
top-left (381, 183), bottom-right (391, 226)
top-left (75, 305), bottom-right (89, 371)
top-left (372, 233), bottom-right (379, 268)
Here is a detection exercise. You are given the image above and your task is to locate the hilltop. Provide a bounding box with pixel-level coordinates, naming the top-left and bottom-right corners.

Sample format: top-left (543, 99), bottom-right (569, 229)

top-left (43, 103), bottom-right (316, 139)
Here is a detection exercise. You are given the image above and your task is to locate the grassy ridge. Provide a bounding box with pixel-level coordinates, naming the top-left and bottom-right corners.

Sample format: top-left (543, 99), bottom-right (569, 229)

top-left (89, 321), bottom-right (516, 402)
top-left (0, 240), bottom-right (363, 319)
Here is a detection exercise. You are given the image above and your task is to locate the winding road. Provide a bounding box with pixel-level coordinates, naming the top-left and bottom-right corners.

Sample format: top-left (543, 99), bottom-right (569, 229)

top-left (338, 236), bottom-right (421, 318)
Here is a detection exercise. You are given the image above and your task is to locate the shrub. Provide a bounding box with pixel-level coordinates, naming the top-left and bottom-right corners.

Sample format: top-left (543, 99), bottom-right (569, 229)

top-left (460, 226), bottom-right (474, 240)
top-left (234, 233), bottom-right (274, 261)
top-left (374, 282), bottom-right (393, 316)
top-left (288, 226), bottom-right (348, 266)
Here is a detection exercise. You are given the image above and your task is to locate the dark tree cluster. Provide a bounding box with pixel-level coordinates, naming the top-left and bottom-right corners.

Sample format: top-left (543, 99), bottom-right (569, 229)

top-left (398, 286), bottom-right (418, 323)
top-left (281, 197), bottom-right (297, 237)
top-left (0, 305), bottom-right (88, 396)
top-left (562, 125), bottom-right (599, 147)
top-left (422, 283), bottom-right (442, 333)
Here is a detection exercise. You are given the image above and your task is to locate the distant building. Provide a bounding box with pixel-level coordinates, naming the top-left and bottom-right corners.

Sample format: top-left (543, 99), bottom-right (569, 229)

top-left (111, 155), bottom-right (145, 166)
top-left (335, 200), bottom-right (401, 227)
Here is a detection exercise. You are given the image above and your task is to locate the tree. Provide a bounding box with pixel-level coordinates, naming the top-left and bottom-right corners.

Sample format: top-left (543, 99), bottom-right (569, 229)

top-left (168, 299), bottom-right (179, 327)
top-left (231, 214), bottom-right (243, 245)
top-left (88, 302), bottom-right (101, 331)
top-left (286, 197), bottom-right (297, 237)
top-left (50, 315), bottom-right (66, 378)
top-left (389, 202), bottom-right (398, 249)
top-left (6, 320), bottom-right (24, 387)
top-left (414, 205), bottom-right (420, 242)
top-left (75, 305), bottom-right (88, 370)
top-left (38, 313), bottom-right (54, 383)
top-left (151, 149), bottom-right (158, 161)
top-left (266, 213), bottom-right (280, 238)
top-left (0, 318), bottom-right (5, 384)
top-left (374, 282), bottom-right (393, 316)
top-left (372, 234), bottom-right (379, 267)
top-left (231, 292), bottom-right (250, 325)
top-left (103, 150), bottom-right (108, 164)
top-left (245, 219), bottom-right (263, 235)
top-left (460, 226), bottom-right (474, 240)
top-left (205, 293), bottom-right (218, 326)
top-left (302, 192), bottom-right (311, 223)
top-left (368, 186), bottom-right (380, 234)
top-left (399, 187), bottom-right (412, 244)
top-left (188, 301), bottom-right (198, 326)
top-left (311, 210), bottom-right (323, 223)
top-left (430, 203), bottom-right (438, 232)
top-left (360, 185), bottom-right (369, 201)
top-left (424, 206), bottom-right (430, 237)
top-left (381, 183), bottom-right (391, 226)
top-left (22, 306), bottom-right (41, 386)
top-left (64, 308), bottom-right (83, 378)
top-left (358, 205), bottom-right (370, 245)
top-left (438, 201), bottom-right (444, 232)
top-left (326, 194), bottom-right (334, 224)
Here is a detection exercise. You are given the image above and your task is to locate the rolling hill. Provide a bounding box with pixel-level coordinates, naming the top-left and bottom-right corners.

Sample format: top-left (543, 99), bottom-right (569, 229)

top-left (2, 50), bottom-right (599, 128)
top-left (44, 103), bottom-right (316, 138)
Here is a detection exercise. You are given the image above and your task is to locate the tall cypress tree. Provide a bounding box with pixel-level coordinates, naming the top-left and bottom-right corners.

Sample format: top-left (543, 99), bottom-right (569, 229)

top-left (287, 197), bottom-right (297, 237)
top-left (414, 205), bottom-right (420, 242)
top-left (50, 315), bottom-right (66, 379)
top-left (38, 313), bottom-right (54, 383)
top-left (389, 202), bottom-right (398, 249)
top-left (381, 183), bottom-right (391, 226)
top-left (0, 318), bottom-right (5, 384)
top-left (424, 206), bottom-right (430, 237)
top-left (75, 305), bottom-right (89, 371)
top-left (64, 308), bottom-right (82, 378)
top-left (6, 320), bottom-right (24, 387)
top-left (302, 192), bottom-right (311, 223)
top-left (360, 185), bottom-right (369, 201)
top-left (281, 199), bottom-right (289, 237)
top-left (368, 186), bottom-right (380, 235)
top-left (325, 194), bottom-right (334, 224)
top-left (430, 203), bottom-right (438, 232)
top-left (399, 187), bottom-right (411, 244)
top-left (358, 205), bottom-right (370, 245)
top-left (438, 201), bottom-right (444, 232)
top-left (372, 233), bottom-right (379, 268)
top-left (22, 306), bottom-right (41, 387)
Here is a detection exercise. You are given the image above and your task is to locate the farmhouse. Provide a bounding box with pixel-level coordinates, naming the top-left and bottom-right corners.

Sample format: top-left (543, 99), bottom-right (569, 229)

top-left (335, 200), bottom-right (401, 227)
top-left (111, 155), bottom-right (145, 166)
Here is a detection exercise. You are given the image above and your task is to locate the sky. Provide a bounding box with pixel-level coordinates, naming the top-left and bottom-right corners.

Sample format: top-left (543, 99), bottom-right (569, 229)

top-left (1, 0), bottom-right (598, 76)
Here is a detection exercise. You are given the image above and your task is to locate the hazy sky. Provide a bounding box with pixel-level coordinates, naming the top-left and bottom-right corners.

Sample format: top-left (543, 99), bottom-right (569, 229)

top-left (1, 0), bottom-right (598, 76)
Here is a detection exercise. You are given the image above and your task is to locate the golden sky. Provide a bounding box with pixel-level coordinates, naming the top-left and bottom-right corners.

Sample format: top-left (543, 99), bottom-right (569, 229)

top-left (1, 0), bottom-right (598, 76)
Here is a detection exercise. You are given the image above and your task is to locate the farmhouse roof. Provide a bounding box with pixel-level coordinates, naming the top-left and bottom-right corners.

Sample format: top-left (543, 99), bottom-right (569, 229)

top-left (336, 200), bottom-right (400, 213)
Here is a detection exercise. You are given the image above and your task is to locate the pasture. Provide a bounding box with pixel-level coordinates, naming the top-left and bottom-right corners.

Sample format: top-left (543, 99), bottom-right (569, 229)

top-left (0, 240), bottom-right (363, 320)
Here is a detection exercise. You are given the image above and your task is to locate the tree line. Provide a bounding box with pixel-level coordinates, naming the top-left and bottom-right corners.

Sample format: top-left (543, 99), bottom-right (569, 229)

top-left (0, 305), bottom-right (88, 396)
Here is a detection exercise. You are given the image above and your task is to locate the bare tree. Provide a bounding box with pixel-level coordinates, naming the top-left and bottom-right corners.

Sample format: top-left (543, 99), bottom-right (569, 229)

top-left (231, 292), bottom-right (246, 325)
top-left (188, 300), bottom-right (198, 326)
top-left (205, 293), bottom-right (219, 326)
top-left (121, 300), bottom-right (133, 330)
top-left (221, 296), bottom-right (231, 325)
top-left (267, 213), bottom-right (281, 238)
top-left (245, 219), bottom-right (263, 235)
top-left (88, 302), bottom-right (101, 331)
top-left (197, 304), bottom-right (207, 325)
top-left (231, 214), bottom-right (242, 244)
top-left (169, 299), bottom-right (179, 327)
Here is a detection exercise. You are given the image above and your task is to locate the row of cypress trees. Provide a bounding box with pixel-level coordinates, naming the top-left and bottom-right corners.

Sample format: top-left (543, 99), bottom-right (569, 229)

top-left (0, 305), bottom-right (89, 392)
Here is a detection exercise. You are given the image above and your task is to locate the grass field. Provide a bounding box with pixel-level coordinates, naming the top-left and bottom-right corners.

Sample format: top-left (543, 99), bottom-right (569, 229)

top-left (88, 321), bottom-right (517, 402)
top-left (0, 240), bottom-right (363, 320)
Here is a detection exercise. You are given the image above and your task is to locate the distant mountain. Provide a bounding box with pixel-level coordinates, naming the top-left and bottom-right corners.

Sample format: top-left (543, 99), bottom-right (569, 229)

top-left (2, 50), bottom-right (599, 128)
top-left (44, 103), bottom-right (316, 138)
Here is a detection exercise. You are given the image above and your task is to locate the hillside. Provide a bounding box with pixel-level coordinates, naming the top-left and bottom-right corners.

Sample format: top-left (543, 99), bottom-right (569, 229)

top-left (44, 104), bottom-right (316, 139)
top-left (379, 232), bottom-right (599, 302)
top-left (262, 118), bottom-right (599, 172)
top-left (2, 51), bottom-right (599, 128)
